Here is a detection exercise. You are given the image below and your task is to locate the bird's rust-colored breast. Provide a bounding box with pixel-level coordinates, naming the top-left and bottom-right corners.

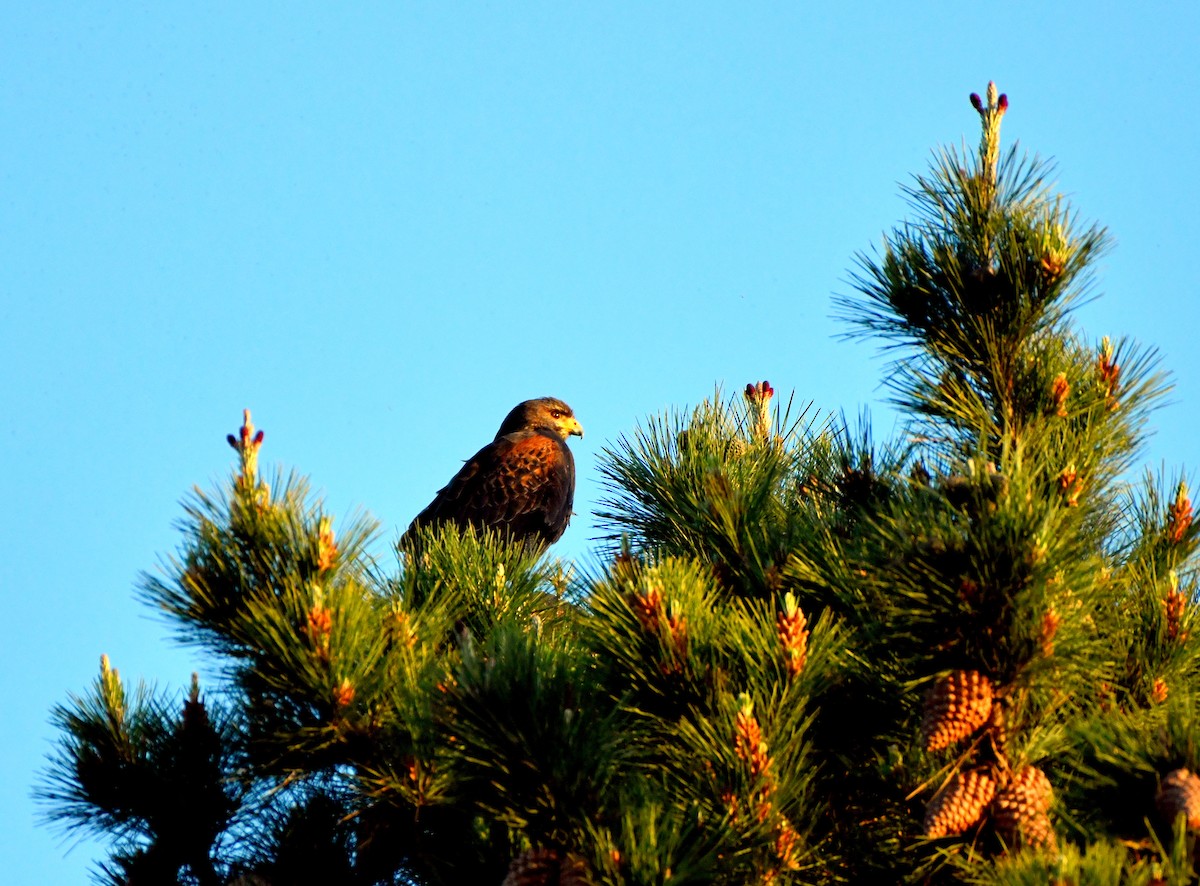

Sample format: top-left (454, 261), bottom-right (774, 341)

top-left (480, 432), bottom-right (573, 519)
top-left (499, 434), bottom-right (564, 483)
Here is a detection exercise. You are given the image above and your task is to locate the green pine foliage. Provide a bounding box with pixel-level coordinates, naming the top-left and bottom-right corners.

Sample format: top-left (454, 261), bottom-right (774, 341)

top-left (38, 84), bottom-right (1200, 884)
top-left (41, 664), bottom-right (247, 886)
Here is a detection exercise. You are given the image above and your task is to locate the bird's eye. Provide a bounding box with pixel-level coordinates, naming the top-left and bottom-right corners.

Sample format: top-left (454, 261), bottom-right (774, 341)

top-left (551, 410), bottom-right (563, 419)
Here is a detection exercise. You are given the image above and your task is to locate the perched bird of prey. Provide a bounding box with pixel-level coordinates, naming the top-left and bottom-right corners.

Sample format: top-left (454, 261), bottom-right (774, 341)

top-left (403, 397), bottom-right (583, 550)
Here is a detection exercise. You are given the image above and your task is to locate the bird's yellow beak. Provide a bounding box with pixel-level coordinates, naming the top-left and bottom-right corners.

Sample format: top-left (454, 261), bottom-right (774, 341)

top-left (567, 418), bottom-right (584, 439)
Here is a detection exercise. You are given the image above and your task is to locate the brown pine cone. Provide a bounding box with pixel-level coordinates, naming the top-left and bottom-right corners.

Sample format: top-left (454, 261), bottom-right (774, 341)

top-left (992, 766), bottom-right (1056, 849)
top-left (1002, 810), bottom-right (1057, 850)
top-left (924, 769), bottom-right (997, 838)
top-left (559, 854), bottom-right (592, 886)
top-left (502, 849), bottom-right (592, 886)
top-left (503, 849), bottom-right (557, 886)
top-left (1157, 768), bottom-right (1200, 830)
top-left (921, 670), bottom-right (994, 751)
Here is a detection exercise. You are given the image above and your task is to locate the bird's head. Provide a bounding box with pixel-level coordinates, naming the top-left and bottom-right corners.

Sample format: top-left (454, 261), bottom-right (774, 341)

top-left (497, 397), bottom-right (584, 442)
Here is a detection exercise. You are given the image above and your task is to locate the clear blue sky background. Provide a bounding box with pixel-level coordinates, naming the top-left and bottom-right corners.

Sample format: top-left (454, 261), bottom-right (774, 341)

top-left (4, 3), bottom-right (1197, 881)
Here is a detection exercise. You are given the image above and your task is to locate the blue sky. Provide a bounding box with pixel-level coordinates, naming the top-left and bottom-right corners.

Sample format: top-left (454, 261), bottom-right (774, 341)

top-left (4, 3), bottom-right (1198, 880)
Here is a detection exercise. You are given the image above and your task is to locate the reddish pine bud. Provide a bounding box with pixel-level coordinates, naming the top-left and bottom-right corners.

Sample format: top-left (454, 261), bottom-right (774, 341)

top-left (317, 515), bottom-right (338, 572)
top-left (1153, 678), bottom-right (1169, 704)
top-left (1057, 464), bottom-right (1082, 507)
top-left (734, 698), bottom-right (772, 781)
top-left (254, 429), bottom-right (265, 445)
top-left (775, 819), bottom-right (801, 871)
top-left (1167, 482), bottom-right (1192, 545)
top-left (630, 582), bottom-right (664, 632)
top-left (183, 675), bottom-right (209, 731)
top-left (1166, 586), bottom-right (1187, 642)
top-left (1096, 337), bottom-right (1121, 394)
top-left (970, 93), bottom-right (983, 112)
top-left (778, 593), bottom-right (809, 678)
top-left (745, 380), bottom-right (774, 401)
top-left (305, 603), bottom-right (334, 653)
top-left (227, 434), bottom-right (238, 449)
top-left (998, 93), bottom-right (1009, 111)
top-left (744, 381), bottom-right (775, 443)
top-left (1040, 607), bottom-right (1060, 657)
top-left (1050, 373), bottom-right (1070, 418)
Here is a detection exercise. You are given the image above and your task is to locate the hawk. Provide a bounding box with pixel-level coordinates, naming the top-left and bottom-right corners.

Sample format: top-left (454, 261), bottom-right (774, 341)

top-left (403, 397), bottom-right (583, 551)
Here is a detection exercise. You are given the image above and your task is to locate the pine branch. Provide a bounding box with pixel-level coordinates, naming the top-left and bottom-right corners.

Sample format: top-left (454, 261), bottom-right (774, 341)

top-left (37, 660), bottom-right (248, 884)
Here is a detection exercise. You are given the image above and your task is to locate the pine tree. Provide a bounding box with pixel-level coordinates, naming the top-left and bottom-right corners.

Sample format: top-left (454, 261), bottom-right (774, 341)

top-left (38, 85), bottom-right (1200, 884)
